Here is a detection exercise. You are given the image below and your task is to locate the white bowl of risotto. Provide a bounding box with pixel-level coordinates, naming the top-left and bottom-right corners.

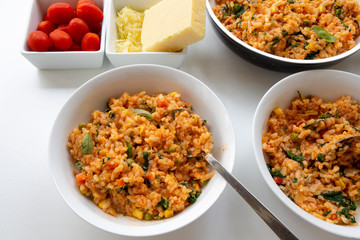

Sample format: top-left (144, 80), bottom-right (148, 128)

top-left (49, 64), bottom-right (235, 236)
top-left (253, 69), bottom-right (360, 238)
top-left (207, 0), bottom-right (360, 71)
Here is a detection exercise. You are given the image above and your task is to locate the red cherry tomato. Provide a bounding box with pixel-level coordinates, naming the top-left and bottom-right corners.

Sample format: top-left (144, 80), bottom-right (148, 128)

top-left (27, 31), bottom-right (50, 51)
top-left (37, 20), bottom-right (56, 35)
top-left (57, 24), bottom-right (69, 33)
top-left (49, 29), bottom-right (73, 50)
top-left (76, 0), bottom-right (97, 9)
top-left (273, 177), bottom-right (283, 185)
top-left (43, 12), bottom-right (49, 21)
top-left (81, 32), bottom-right (100, 51)
top-left (70, 41), bottom-right (81, 51)
top-left (47, 3), bottom-right (75, 25)
top-left (77, 3), bottom-right (103, 24)
top-left (68, 18), bottom-right (89, 43)
top-left (88, 22), bottom-right (101, 33)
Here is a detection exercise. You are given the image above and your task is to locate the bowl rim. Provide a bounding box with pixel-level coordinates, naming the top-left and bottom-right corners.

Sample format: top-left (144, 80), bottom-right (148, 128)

top-left (206, 0), bottom-right (360, 65)
top-left (48, 64), bottom-right (236, 237)
top-left (252, 69), bottom-right (360, 238)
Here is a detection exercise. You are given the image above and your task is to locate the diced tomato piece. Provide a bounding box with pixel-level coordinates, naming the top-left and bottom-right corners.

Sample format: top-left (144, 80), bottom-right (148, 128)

top-left (76, 172), bottom-right (87, 186)
top-left (116, 178), bottom-right (126, 187)
top-left (273, 176), bottom-right (283, 185)
top-left (157, 94), bottom-right (168, 108)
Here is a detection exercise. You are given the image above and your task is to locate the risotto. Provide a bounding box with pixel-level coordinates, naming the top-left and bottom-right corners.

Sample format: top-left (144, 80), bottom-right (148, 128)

top-left (262, 92), bottom-right (360, 225)
top-left (67, 91), bottom-right (213, 220)
top-left (212, 0), bottom-right (360, 59)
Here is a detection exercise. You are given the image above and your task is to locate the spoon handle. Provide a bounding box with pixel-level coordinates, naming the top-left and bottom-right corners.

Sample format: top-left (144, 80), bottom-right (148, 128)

top-left (206, 154), bottom-right (298, 240)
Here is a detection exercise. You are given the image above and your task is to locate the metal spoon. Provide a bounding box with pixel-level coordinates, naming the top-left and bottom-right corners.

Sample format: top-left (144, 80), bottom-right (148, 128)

top-left (205, 153), bottom-right (298, 240)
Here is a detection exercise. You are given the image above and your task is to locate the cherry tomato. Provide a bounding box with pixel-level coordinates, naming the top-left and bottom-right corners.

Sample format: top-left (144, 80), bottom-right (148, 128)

top-left (77, 3), bottom-right (103, 24)
top-left (37, 20), bottom-right (56, 35)
top-left (70, 41), bottom-right (81, 51)
top-left (81, 32), bottom-right (100, 51)
top-left (57, 24), bottom-right (69, 33)
top-left (49, 29), bottom-right (73, 50)
top-left (76, 0), bottom-right (97, 9)
top-left (27, 31), bottom-right (50, 51)
top-left (273, 177), bottom-right (283, 185)
top-left (88, 22), bottom-right (101, 33)
top-left (43, 12), bottom-right (49, 21)
top-left (47, 3), bottom-right (75, 25)
top-left (68, 18), bottom-right (89, 43)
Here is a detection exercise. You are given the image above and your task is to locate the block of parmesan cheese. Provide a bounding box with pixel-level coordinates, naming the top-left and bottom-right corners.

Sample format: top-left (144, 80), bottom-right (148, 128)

top-left (141, 0), bottom-right (206, 52)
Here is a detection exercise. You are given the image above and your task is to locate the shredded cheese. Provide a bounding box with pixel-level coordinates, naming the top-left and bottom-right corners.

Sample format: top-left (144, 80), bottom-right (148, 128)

top-left (115, 7), bottom-right (144, 52)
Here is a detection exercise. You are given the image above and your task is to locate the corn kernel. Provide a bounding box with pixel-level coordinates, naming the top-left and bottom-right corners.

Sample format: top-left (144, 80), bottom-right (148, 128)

top-left (139, 125), bottom-right (145, 134)
top-left (123, 109), bottom-right (133, 116)
top-left (132, 208), bottom-right (144, 220)
top-left (335, 178), bottom-right (346, 190)
top-left (319, 5), bottom-right (324, 12)
top-left (270, 5), bottom-right (276, 12)
top-left (274, 107), bottom-right (283, 116)
top-left (98, 199), bottom-right (107, 209)
top-left (168, 92), bottom-right (178, 97)
top-left (164, 209), bottom-right (174, 218)
top-left (307, 42), bottom-right (316, 51)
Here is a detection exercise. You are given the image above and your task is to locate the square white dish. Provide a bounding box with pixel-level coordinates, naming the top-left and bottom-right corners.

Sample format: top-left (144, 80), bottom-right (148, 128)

top-left (105, 0), bottom-right (187, 68)
top-left (21, 0), bottom-right (107, 69)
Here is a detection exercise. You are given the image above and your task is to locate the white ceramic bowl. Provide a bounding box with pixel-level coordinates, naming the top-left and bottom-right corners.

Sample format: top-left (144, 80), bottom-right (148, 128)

top-left (105, 0), bottom-right (187, 68)
top-left (253, 69), bottom-right (360, 238)
top-left (207, 0), bottom-right (360, 71)
top-left (21, 0), bottom-right (107, 69)
top-left (49, 64), bottom-right (235, 236)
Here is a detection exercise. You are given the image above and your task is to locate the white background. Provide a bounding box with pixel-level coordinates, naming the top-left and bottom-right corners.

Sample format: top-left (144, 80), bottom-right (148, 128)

top-left (2, 0), bottom-right (360, 239)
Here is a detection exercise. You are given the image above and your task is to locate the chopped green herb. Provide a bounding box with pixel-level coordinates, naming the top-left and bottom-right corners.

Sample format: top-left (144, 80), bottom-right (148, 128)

top-left (282, 30), bottom-right (288, 37)
top-left (108, 111), bottom-right (115, 118)
top-left (202, 179), bottom-right (210, 186)
top-left (303, 19), bottom-right (310, 26)
top-left (142, 152), bottom-right (150, 171)
top-left (188, 191), bottom-right (201, 203)
top-left (273, 36), bottom-right (280, 44)
top-left (352, 126), bottom-right (360, 133)
top-left (335, 109), bottom-right (338, 118)
top-left (157, 153), bottom-right (162, 159)
top-left (133, 109), bottom-right (153, 121)
top-left (75, 162), bottom-right (83, 170)
top-left (142, 102), bottom-right (156, 113)
top-left (335, 8), bottom-right (341, 18)
top-left (288, 0), bottom-right (295, 3)
top-left (305, 50), bottom-right (320, 60)
top-left (116, 182), bottom-right (129, 195)
top-left (267, 164), bottom-right (285, 178)
top-left (81, 132), bottom-right (93, 154)
top-left (251, 13), bottom-right (255, 20)
top-left (318, 153), bottom-right (324, 162)
top-left (292, 178), bottom-right (298, 183)
top-left (232, 3), bottom-right (246, 19)
top-left (106, 123), bottom-right (111, 127)
top-left (157, 197), bottom-right (169, 209)
top-left (180, 182), bottom-right (189, 187)
top-left (285, 150), bottom-right (304, 167)
top-left (324, 210), bottom-right (332, 217)
top-left (96, 124), bottom-right (100, 136)
top-left (311, 25), bottom-right (337, 42)
top-left (126, 141), bottom-right (133, 158)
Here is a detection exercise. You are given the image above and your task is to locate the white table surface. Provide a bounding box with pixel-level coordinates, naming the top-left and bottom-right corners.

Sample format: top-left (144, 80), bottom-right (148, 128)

top-left (2, 1), bottom-right (360, 239)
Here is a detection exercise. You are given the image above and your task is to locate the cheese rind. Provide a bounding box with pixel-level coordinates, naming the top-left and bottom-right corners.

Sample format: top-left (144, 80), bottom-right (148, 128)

top-left (141, 0), bottom-right (206, 52)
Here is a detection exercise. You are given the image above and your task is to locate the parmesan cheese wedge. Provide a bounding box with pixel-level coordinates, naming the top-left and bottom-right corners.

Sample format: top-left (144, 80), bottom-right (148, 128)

top-left (141, 0), bottom-right (206, 52)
